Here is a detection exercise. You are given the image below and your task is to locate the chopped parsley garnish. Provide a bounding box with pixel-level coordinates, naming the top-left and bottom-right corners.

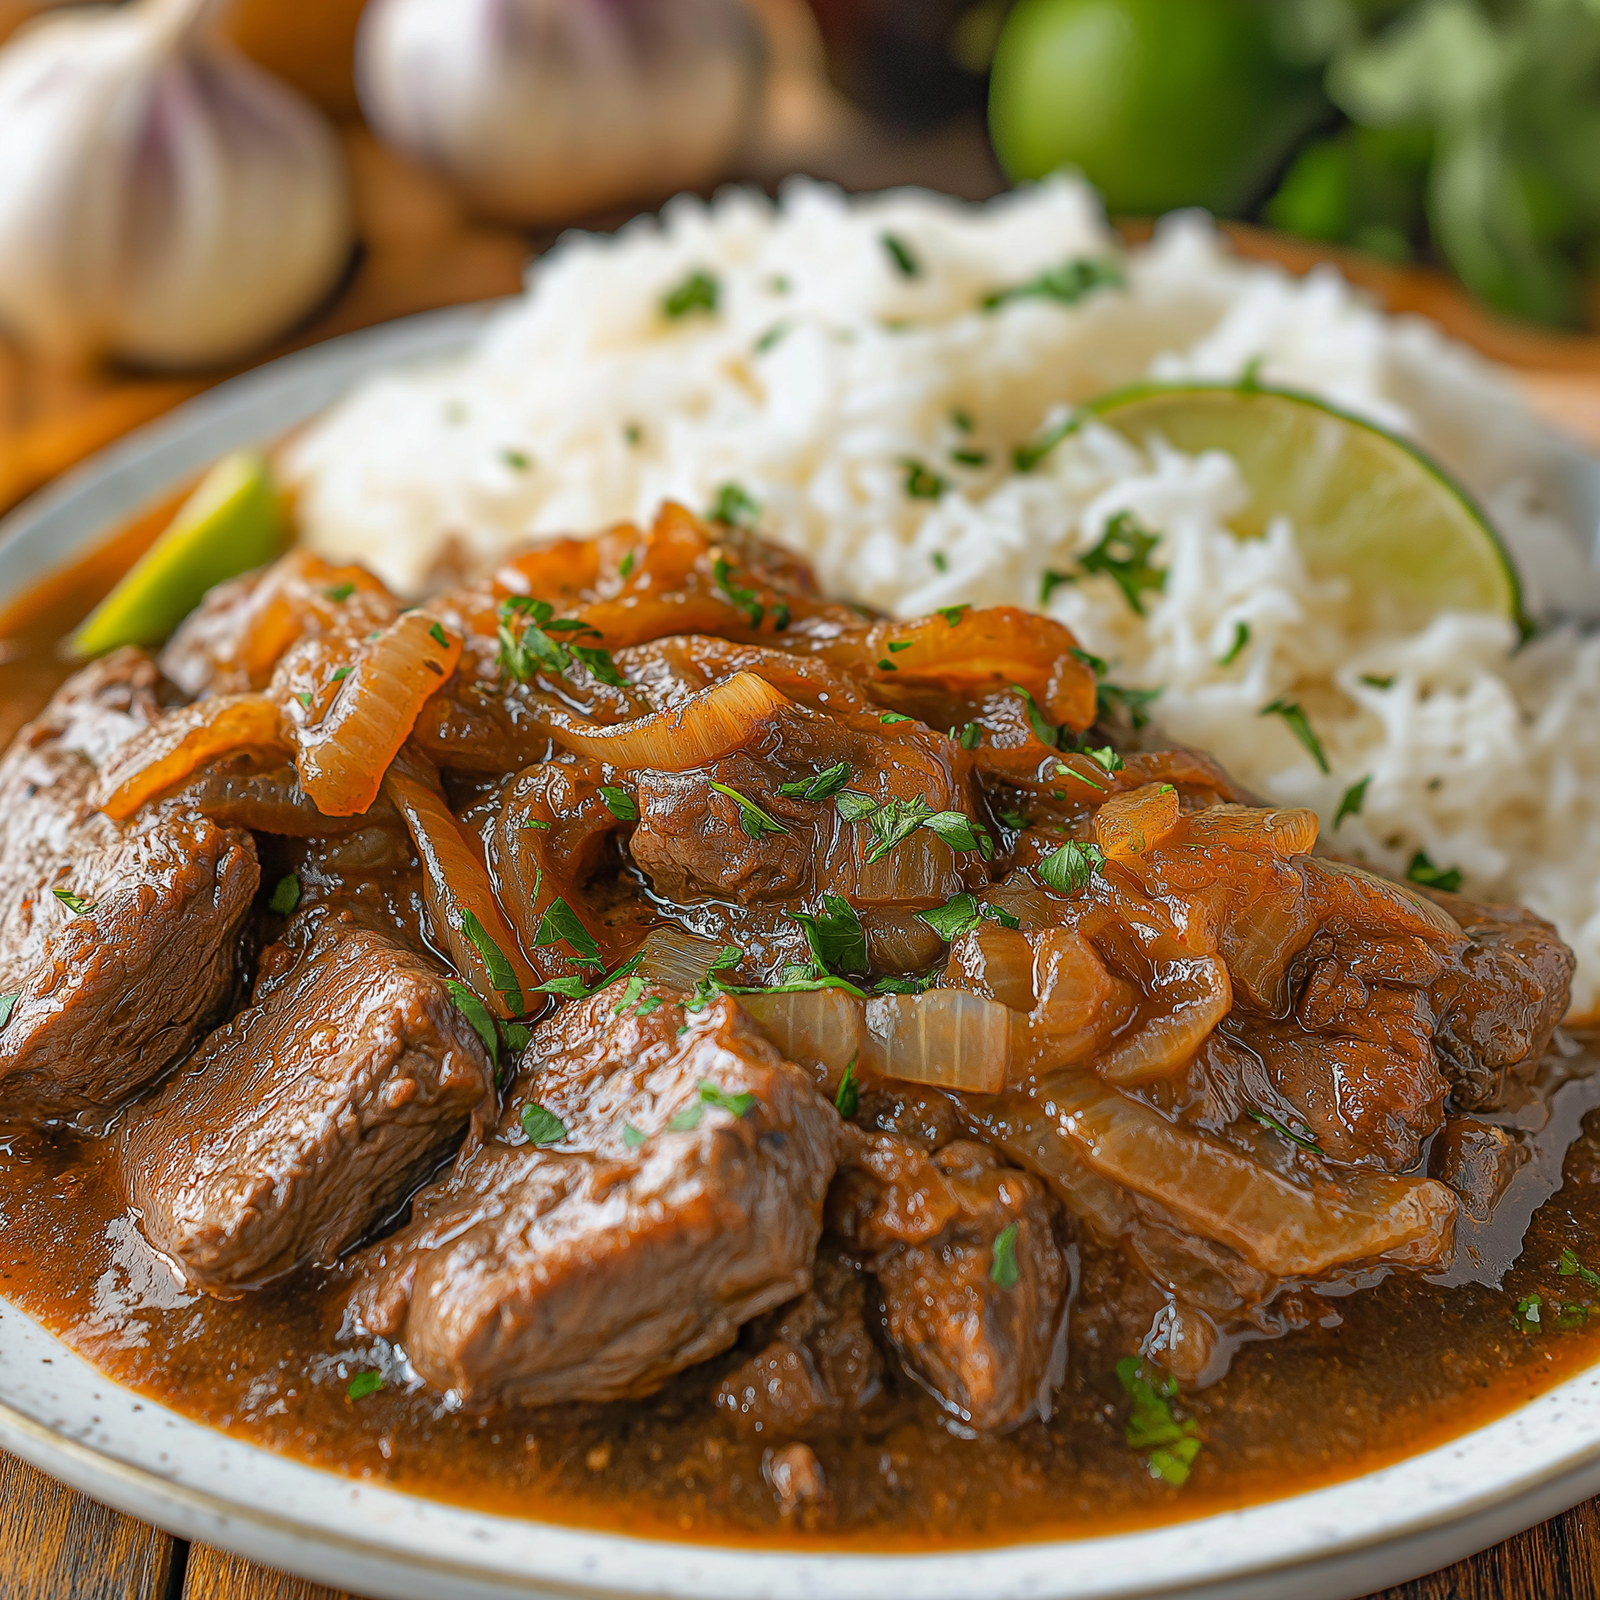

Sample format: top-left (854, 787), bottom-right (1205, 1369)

top-left (1117, 1358), bottom-right (1201, 1487)
top-left (888, 640), bottom-right (913, 653)
top-left (622, 1123), bottom-right (647, 1149)
top-left (1070, 645), bottom-right (1108, 676)
top-left (446, 981), bottom-right (499, 1063)
top-left (872, 972), bottom-right (941, 994)
top-left (0, 993), bottom-right (17, 1030)
top-left (777, 761), bottom-right (852, 801)
top-left (919, 892), bottom-right (1021, 941)
top-left (712, 555), bottom-right (764, 628)
top-left (999, 808), bottom-right (1031, 829)
top-left (1080, 512), bottom-right (1166, 616)
top-left (502, 1023), bottom-right (531, 1052)
top-left (951, 408), bottom-right (974, 433)
top-left (930, 551), bottom-right (949, 573)
top-left (268, 873), bottom-right (301, 915)
top-left (624, 423), bottom-right (642, 447)
top-left (1097, 681), bottom-right (1161, 730)
top-left (1217, 621), bottom-right (1251, 666)
top-left (936, 605), bottom-right (967, 626)
top-left (1406, 852), bottom-right (1462, 893)
top-left (501, 448), bottom-right (531, 471)
top-left (990, 1222), bottom-right (1021, 1290)
top-left (1247, 1108), bottom-right (1324, 1155)
top-left (878, 658), bottom-right (898, 671)
top-left (330, 666), bottom-right (351, 683)
top-left (949, 448), bottom-right (989, 467)
top-left (661, 268), bottom-right (719, 319)
top-left (754, 322), bottom-right (790, 354)
top-left (428, 621), bottom-right (449, 647)
top-left (1360, 673), bottom-right (1396, 690)
top-left (668, 1080), bottom-right (758, 1131)
top-left (571, 645), bottom-right (628, 687)
top-left (879, 712), bottom-right (913, 725)
top-left (957, 721), bottom-right (981, 750)
top-left (496, 595), bottom-right (606, 684)
top-left (839, 792), bottom-right (992, 864)
top-left (1013, 413), bottom-right (1080, 473)
top-left (1260, 698), bottom-right (1330, 774)
top-left (618, 549), bottom-right (637, 579)
top-left (1036, 840), bottom-right (1104, 894)
top-left (685, 944), bottom-right (745, 1012)
top-left (900, 458), bottom-right (947, 500)
top-left (834, 1054), bottom-right (860, 1118)
top-left (1334, 775), bottom-right (1371, 830)
top-left (982, 256), bottom-right (1124, 311)
top-left (1012, 684), bottom-right (1062, 749)
top-left (460, 909), bottom-right (527, 1008)
top-left (707, 482), bottom-right (761, 530)
top-left (788, 894), bottom-right (869, 975)
top-left (598, 786), bottom-right (637, 821)
top-left (1560, 1248), bottom-right (1600, 1288)
top-left (1082, 744), bottom-right (1125, 776)
top-left (325, 582), bottom-right (356, 602)
top-left (635, 995), bottom-right (663, 1016)
top-left (294, 691), bottom-right (313, 710)
top-left (347, 1370), bottom-right (385, 1401)
top-left (521, 1103), bottom-right (567, 1146)
top-left (1040, 570), bottom-right (1074, 604)
top-left (881, 232), bottom-right (920, 277)
top-left (531, 896), bottom-right (603, 971)
top-left (523, 818), bottom-right (552, 831)
top-left (613, 973), bottom-right (648, 1015)
top-left (708, 780), bottom-right (789, 839)
top-left (52, 888), bottom-right (96, 916)
top-left (1514, 1292), bottom-right (1543, 1332)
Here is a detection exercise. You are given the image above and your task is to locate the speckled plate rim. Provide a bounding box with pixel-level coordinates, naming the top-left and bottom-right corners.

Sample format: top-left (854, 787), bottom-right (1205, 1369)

top-left (3, 303), bottom-right (1600, 1600)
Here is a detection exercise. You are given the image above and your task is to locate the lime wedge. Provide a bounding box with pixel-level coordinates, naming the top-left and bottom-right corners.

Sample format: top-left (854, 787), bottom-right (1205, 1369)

top-left (1083, 383), bottom-right (1524, 629)
top-left (71, 450), bottom-right (284, 657)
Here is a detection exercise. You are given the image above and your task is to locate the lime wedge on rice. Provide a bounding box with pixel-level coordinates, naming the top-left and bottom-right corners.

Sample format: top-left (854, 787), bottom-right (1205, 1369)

top-left (1082, 383), bottom-right (1524, 631)
top-left (72, 450), bottom-right (284, 657)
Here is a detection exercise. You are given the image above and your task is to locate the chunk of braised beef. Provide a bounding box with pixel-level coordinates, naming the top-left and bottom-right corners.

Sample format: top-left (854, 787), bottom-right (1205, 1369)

top-left (343, 988), bottom-right (842, 1406)
top-left (1418, 889), bottom-right (1574, 1110)
top-left (1428, 1117), bottom-right (1529, 1221)
top-left (713, 1251), bottom-right (885, 1437)
top-left (121, 910), bottom-right (495, 1290)
top-left (830, 1132), bottom-right (1069, 1431)
top-left (0, 651), bottom-right (258, 1127)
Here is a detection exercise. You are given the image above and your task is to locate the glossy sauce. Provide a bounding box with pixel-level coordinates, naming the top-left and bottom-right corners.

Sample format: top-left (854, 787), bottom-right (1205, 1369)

top-left (2, 533), bottom-right (1600, 1547)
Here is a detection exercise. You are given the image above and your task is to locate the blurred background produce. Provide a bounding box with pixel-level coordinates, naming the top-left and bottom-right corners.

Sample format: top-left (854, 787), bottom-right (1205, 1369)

top-left (3, 0), bottom-right (1600, 522)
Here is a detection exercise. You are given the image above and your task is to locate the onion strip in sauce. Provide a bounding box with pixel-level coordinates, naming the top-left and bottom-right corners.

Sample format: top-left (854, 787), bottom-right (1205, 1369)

top-left (865, 988), bottom-right (1012, 1094)
top-left (384, 754), bottom-right (539, 1019)
top-left (537, 671), bottom-right (790, 770)
top-left (965, 1073), bottom-right (1458, 1277)
top-left (96, 694), bottom-right (290, 820)
top-left (297, 612), bottom-right (463, 817)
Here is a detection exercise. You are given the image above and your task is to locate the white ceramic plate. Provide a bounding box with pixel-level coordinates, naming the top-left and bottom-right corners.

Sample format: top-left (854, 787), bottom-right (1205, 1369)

top-left (2, 305), bottom-right (1599, 1600)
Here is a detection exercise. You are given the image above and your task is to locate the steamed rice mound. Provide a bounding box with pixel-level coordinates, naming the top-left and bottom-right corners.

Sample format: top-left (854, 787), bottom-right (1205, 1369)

top-left (284, 177), bottom-right (1600, 1018)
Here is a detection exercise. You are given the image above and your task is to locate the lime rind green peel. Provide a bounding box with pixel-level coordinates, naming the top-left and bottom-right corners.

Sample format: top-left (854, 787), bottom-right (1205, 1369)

top-left (71, 449), bottom-right (285, 658)
top-left (1078, 382), bottom-right (1524, 635)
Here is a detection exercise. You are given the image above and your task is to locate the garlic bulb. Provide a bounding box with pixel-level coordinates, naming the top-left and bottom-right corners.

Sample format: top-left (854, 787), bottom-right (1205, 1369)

top-left (0, 0), bottom-right (353, 369)
top-left (357, 0), bottom-right (767, 226)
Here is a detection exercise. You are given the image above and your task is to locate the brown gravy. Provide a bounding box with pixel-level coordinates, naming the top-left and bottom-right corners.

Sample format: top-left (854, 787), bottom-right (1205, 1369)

top-left (2, 533), bottom-right (1600, 1549)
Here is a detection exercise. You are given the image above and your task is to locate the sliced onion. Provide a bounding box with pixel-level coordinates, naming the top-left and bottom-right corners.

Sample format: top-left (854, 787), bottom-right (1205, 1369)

top-left (633, 926), bottom-right (725, 991)
top-left (864, 989), bottom-right (1011, 1095)
top-left (1092, 783), bottom-right (1182, 861)
top-left (96, 695), bottom-right (290, 820)
top-left (296, 612), bottom-right (463, 817)
top-left (738, 989), bottom-right (865, 1094)
top-left (384, 756), bottom-right (539, 1018)
top-left (1217, 874), bottom-right (1319, 1013)
top-left (539, 671), bottom-right (789, 770)
top-left (965, 1073), bottom-right (1458, 1277)
top-left (944, 922), bottom-right (1036, 1012)
top-left (1182, 803), bottom-right (1319, 857)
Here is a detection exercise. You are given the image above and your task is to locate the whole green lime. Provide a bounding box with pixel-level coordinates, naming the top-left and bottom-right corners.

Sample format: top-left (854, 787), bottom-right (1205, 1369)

top-left (989, 0), bottom-right (1326, 216)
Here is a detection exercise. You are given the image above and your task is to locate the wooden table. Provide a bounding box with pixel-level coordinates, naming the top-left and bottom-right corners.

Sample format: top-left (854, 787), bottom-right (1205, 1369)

top-left (4, 9), bottom-right (1600, 1598)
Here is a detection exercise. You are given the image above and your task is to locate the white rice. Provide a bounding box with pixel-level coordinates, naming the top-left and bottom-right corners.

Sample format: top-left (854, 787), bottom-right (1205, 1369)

top-left (283, 176), bottom-right (1600, 1017)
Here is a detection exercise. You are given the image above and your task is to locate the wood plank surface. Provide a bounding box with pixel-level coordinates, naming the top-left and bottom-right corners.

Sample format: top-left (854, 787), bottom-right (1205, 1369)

top-left (0, 1450), bottom-right (180, 1600)
top-left (181, 1545), bottom-right (363, 1600)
